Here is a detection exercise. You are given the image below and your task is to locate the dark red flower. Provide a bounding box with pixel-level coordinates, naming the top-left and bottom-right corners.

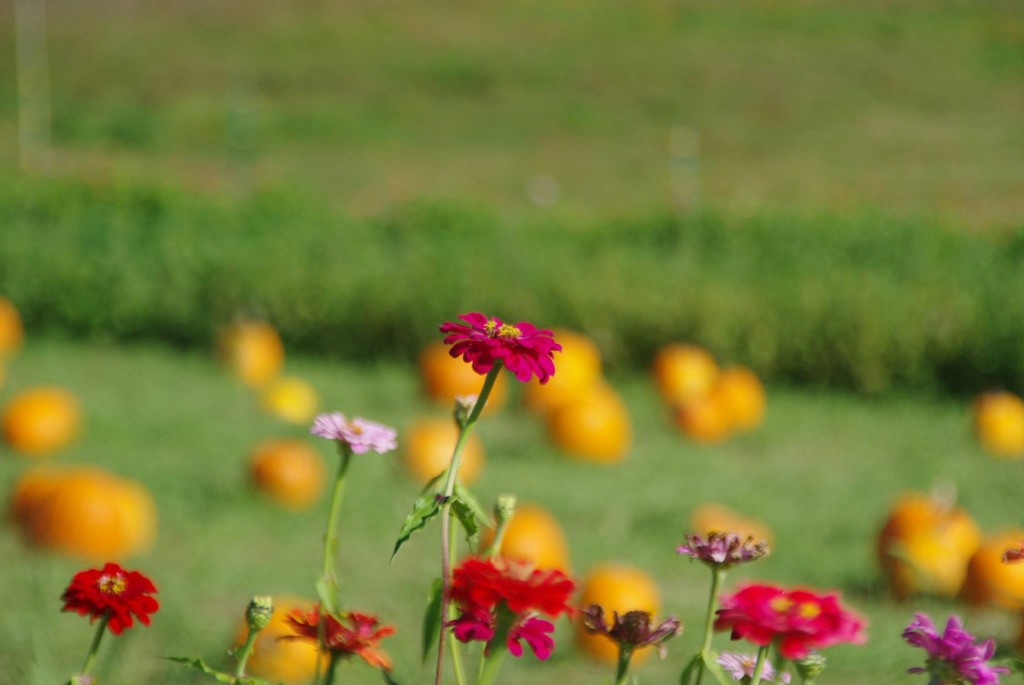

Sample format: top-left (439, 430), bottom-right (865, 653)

top-left (451, 557), bottom-right (575, 617)
top-left (440, 313), bottom-right (561, 384)
top-left (60, 562), bottom-right (158, 636)
top-left (714, 583), bottom-right (866, 660)
top-left (286, 607), bottom-right (395, 671)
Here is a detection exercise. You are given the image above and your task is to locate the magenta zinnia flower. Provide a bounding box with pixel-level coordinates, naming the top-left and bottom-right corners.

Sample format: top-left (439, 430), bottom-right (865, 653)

top-left (440, 313), bottom-right (561, 384)
top-left (715, 583), bottom-right (867, 660)
top-left (677, 532), bottom-right (769, 569)
top-left (903, 613), bottom-right (1009, 685)
top-left (310, 412), bottom-right (397, 454)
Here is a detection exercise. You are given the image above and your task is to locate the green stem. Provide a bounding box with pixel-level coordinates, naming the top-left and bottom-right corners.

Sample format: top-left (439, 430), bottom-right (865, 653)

top-left (749, 644), bottom-right (771, 685)
top-left (477, 641), bottom-right (509, 685)
top-left (693, 568), bottom-right (726, 685)
top-left (615, 647), bottom-right (634, 685)
top-left (79, 612), bottom-right (111, 676)
top-left (233, 625), bottom-right (261, 678)
top-left (324, 653), bottom-right (341, 685)
top-left (314, 446), bottom-right (353, 685)
top-left (434, 364), bottom-right (503, 685)
top-left (447, 517), bottom-right (467, 685)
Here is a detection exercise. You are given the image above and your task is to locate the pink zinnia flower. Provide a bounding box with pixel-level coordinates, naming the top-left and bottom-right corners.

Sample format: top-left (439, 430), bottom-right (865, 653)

top-left (715, 583), bottom-right (867, 660)
top-left (440, 313), bottom-right (561, 384)
top-left (310, 412), bottom-right (397, 454)
top-left (903, 613), bottom-right (1009, 685)
top-left (717, 651), bottom-right (791, 683)
top-left (678, 532), bottom-right (769, 569)
top-left (61, 562), bottom-right (159, 636)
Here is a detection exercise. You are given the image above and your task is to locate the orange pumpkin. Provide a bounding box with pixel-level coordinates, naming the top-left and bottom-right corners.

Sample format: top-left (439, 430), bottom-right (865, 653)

top-left (261, 376), bottom-right (319, 425)
top-left (963, 529), bottom-right (1024, 610)
top-left (2, 386), bottom-right (82, 456)
top-left (217, 320), bottom-right (285, 388)
top-left (575, 563), bottom-right (661, 665)
top-left (523, 329), bottom-right (602, 415)
top-left (673, 392), bottom-right (732, 444)
top-left (402, 417), bottom-right (484, 485)
top-left (714, 366), bottom-right (766, 431)
top-left (418, 341), bottom-right (507, 413)
top-left (481, 503), bottom-right (571, 572)
top-left (546, 383), bottom-right (631, 463)
top-left (652, 344), bottom-right (718, 405)
top-left (250, 439), bottom-right (327, 510)
top-left (973, 391), bottom-right (1024, 458)
top-left (232, 596), bottom-right (324, 684)
top-left (877, 492), bottom-right (982, 599)
top-left (0, 296), bottom-right (24, 357)
top-left (8, 465), bottom-right (71, 525)
top-left (26, 467), bottom-right (157, 559)
top-left (689, 502), bottom-right (774, 545)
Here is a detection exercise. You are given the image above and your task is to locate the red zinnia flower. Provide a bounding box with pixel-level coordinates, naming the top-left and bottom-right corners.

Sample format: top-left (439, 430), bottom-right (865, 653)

top-left (286, 607), bottom-right (396, 671)
top-left (448, 557), bottom-right (575, 661)
top-left (440, 313), bottom-right (561, 384)
top-left (714, 583), bottom-right (867, 660)
top-left (451, 557), bottom-right (575, 617)
top-left (60, 562), bottom-right (159, 636)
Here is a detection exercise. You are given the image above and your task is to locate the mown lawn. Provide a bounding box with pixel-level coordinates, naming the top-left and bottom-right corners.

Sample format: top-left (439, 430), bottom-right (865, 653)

top-left (1, 339), bottom-right (1020, 684)
top-left (2, 0), bottom-right (1023, 223)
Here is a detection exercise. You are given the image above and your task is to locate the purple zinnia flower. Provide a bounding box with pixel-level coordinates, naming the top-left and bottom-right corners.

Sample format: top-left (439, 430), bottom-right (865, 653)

top-left (717, 651), bottom-right (790, 683)
top-left (1003, 543), bottom-right (1024, 564)
top-left (677, 531), bottom-right (769, 569)
top-left (310, 412), bottom-right (397, 454)
top-left (581, 605), bottom-right (682, 658)
top-left (903, 613), bottom-right (1009, 685)
top-left (439, 312), bottom-right (561, 384)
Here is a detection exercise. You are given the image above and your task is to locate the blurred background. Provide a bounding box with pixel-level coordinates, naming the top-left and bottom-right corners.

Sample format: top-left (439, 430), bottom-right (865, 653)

top-left (3, 1), bottom-right (1024, 684)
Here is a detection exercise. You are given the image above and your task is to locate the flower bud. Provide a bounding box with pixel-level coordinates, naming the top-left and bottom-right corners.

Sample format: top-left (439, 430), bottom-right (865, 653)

top-left (794, 652), bottom-right (826, 680)
top-left (245, 596), bottom-right (274, 632)
top-left (494, 494), bottom-right (517, 526)
top-left (454, 394), bottom-right (478, 424)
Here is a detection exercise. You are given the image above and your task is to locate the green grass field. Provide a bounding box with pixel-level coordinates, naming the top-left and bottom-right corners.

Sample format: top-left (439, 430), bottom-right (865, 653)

top-left (2, 339), bottom-right (1021, 684)
top-left (2, 0), bottom-right (1024, 223)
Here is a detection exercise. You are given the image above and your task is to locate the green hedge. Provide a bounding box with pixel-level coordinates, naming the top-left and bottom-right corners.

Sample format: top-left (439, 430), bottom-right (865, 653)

top-left (2, 177), bottom-right (1023, 395)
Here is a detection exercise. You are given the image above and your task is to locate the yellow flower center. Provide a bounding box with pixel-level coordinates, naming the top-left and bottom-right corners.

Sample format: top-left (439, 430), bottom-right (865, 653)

top-left (770, 597), bottom-right (793, 613)
top-left (483, 320), bottom-right (522, 340)
top-left (797, 602), bottom-right (821, 619)
top-left (99, 573), bottom-right (126, 595)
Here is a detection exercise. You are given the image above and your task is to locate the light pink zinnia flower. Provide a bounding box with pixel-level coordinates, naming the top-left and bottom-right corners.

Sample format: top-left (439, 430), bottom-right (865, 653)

top-left (439, 312), bottom-right (561, 384)
top-left (717, 651), bottom-right (790, 683)
top-left (310, 412), bottom-right (397, 454)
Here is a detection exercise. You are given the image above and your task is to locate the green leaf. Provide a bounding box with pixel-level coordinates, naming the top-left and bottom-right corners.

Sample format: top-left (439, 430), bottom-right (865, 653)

top-left (392, 489), bottom-right (443, 561)
top-left (451, 498), bottom-right (481, 553)
top-left (381, 669), bottom-right (403, 685)
top-left (453, 483), bottom-right (490, 526)
top-left (1001, 657), bottom-right (1024, 674)
top-left (165, 656), bottom-right (277, 684)
top-left (316, 576), bottom-right (339, 617)
top-left (679, 652), bottom-right (702, 685)
top-left (701, 649), bottom-right (734, 685)
top-left (421, 578), bottom-right (444, 663)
